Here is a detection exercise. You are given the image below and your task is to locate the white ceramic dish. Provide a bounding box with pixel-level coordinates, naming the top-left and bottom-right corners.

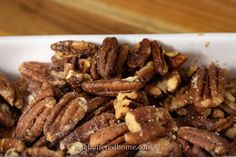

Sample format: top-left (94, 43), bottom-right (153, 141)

top-left (0, 34), bottom-right (236, 78)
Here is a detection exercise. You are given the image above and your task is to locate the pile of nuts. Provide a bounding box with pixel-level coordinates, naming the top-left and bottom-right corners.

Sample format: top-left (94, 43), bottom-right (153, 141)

top-left (0, 37), bottom-right (235, 157)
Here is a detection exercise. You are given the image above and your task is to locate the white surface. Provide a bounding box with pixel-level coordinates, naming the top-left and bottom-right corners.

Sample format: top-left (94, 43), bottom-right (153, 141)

top-left (0, 34), bottom-right (236, 78)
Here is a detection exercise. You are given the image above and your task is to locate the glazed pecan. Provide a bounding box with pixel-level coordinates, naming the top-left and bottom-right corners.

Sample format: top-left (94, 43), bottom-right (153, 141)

top-left (97, 37), bottom-right (119, 79)
top-left (178, 126), bottom-right (229, 155)
top-left (0, 138), bottom-right (25, 153)
top-left (79, 58), bottom-right (92, 73)
top-left (14, 97), bottom-right (56, 144)
top-left (136, 137), bottom-right (182, 157)
top-left (51, 40), bottom-right (98, 57)
top-left (90, 54), bottom-right (100, 80)
top-left (19, 62), bottom-right (51, 83)
top-left (60, 112), bottom-right (116, 150)
top-left (125, 106), bottom-right (171, 133)
top-left (135, 61), bottom-right (154, 82)
top-left (177, 137), bottom-right (209, 157)
top-left (89, 123), bottom-right (128, 147)
top-left (113, 91), bottom-right (147, 119)
top-left (0, 73), bottom-right (24, 109)
top-left (191, 64), bottom-right (226, 108)
top-left (127, 38), bottom-right (151, 68)
top-left (167, 51), bottom-right (188, 69)
top-left (164, 86), bottom-right (190, 112)
top-left (19, 62), bottom-right (67, 88)
top-left (116, 44), bottom-right (129, 75)
top-left (151, 40), bottom-right (168, 76)
top-left (86, 97), bottom-right (108, 113)
top-left (22, 146), bottom-right (64, 157)
top-left (44, 92), bottom-right (87, 143)
top-left (124, 123), bottom-right (165, 145)
top-left (82, 76), bottom-right (144, 96)
top-left (66, 70), bottom-right (92, 89)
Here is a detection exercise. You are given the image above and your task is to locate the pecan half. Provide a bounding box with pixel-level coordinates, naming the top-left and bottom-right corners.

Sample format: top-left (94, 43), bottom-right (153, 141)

top-left (97, 37), bottom-right (119, 79)
top-left (89, 123), bottom-right (127, 147)
top-left (44, 92), bottom-right (87, 143)
top-left (82, 77), bottom-right (144, 96)
top-left (89, 54), bottom-right (100, 80)
top-left (19, 62), bottom-right (51, 83)
top-left (113, 91), bottom-right (147, 119)
top-left (60, 112), bottom-right (116, 150)
top-left (0, 138), bottom-right (25, 153)
top-left (14, 97), bottom-right (56, 144)
top-left (51, 40), bottom-right (98, 57)
top-left (151, 40), bottom-right (168, 76)
top-left (0, 73), bottom-right (24, 109)
top-left (116, 44), bottom-right (129, 75)
top-left (136, 137), bottom-right (182, 157)
top-left (127, 38), bottom-right (151, 68)
top-left (191, 64), bottom-right (226, 108)
top-left (22, 146), bottom-right (64, 157)
top-left (178, 126), bottom-right (228, 155)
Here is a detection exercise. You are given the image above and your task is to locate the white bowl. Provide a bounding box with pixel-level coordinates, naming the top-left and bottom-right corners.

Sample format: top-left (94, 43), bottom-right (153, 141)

top-left (1, 34), bottom-right (236, 78)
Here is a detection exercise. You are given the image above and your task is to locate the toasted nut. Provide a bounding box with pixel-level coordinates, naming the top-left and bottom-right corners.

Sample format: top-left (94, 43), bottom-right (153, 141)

top-left (67, 141), bottom-right (84, 155)
top-left (116, 44), bottom-right (129, 75)
top-left (186, 65), bottom-right (199, 78)
top-left (90, 54), bottom-right (100, 80)
top-left (82, 77), bottom-right (144, 97)
top-left (164, 86), bottom-right (190, 112)
top-left (191, 64), bottom-right (226, 108)
top-left (225, 127), bottom-right (236, 139)
top-left (113, 91), bottom-right (147, 119)
top-left (165, 51), bottom-right (179, 57)
top-left (0, 138), bottom-right (25, 153)
top-left (89, 123), bottom-right (128, 147)
top-left (135, 61), bottom-right (154, 82)
top-left (136, 137), bottom-right (182, 157)
top-left (0, 102), bottom-right (16, 127)
top-left (79, 58), bottom-right (92, 73)
top-left (125, 106), bottom-right (171, 133)
top-left (124, 123), bottom-right (165, 145)
top-left (127, 39), bottom-right (151, 68)
top-left (144, 84), bottom-right (163, 98)
top-left (151, 40), bottom-right (168, 76)
top-left (178, 127), bottom-right (228, 155)
top-left (168, 52), bottom-right (188, 69)
top-left (166, 70), bottom-right (181, 93)
top-left (14, 97), bottom-right (56, 144)
top-left (44, 92), bottom-right (87, 143)
top-left (23, 146), bottom-right (64, 157)
top-left (0, 73), bottom-right (24, 109)
top-left (66, 70), bottom-right (92, 89)
top-left (51, 40), bottom-right (98, 57)
top-left (97, 37), bottom-right (119, 79)
top-left (212, 108), bottom-right (225, 119)
top-left (60, 113), bottom-right (116, 149)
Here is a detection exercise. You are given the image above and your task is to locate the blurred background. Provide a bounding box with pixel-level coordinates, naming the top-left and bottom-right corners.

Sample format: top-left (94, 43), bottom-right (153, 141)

top-left (0, 0), bottom-right (236, 35)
